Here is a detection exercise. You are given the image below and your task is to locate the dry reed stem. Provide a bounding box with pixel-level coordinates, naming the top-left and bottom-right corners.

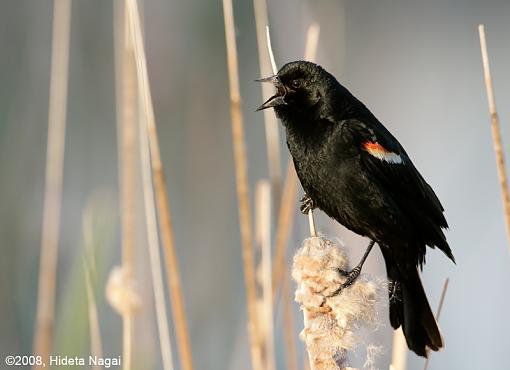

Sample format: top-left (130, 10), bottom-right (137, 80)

top-left (422, 278), bottom-right (449, 370)
top-left (303, 23), bottom-right (320, 62)
top-left (84, 262), bottom-right (103, 370)
top-left (121, 316), bottom-right (134, 370)
top-left (389, 328), bottom-right (407, 370)
top-left (82, 209), bottom-right (104, 370)
top-left (271, 24), bottom-right (320, 297)
top-left (282, 262), bottom-right (298, 370)
top-left (126, 1), bottom-right (194, 369)
top-left (271, 163), bottom-right (299, 370)
top-left (135, 68), bottom-right (175, 370)
top-left (105, 265), bottom-right (141, 370)
top-left (221, 1), bottom-right (263, 368)
top-left (253, 1), bottom-right (282, 208)
top-left (82, 207), bottom-right (104, 370)
top-left (255, 181), bottom-right (276, 370)
top-left (434, 278), bottom-right (449, 319)
top-left (307, 211), bottom-right (317, 237)
top-left (113, 1), bottom-right (138, 369)
top-left (266, 24), bottom-right (320, 370)
top-left (303, 23), bottom-right (320, 239)
top-left (126, 1), bottom-right (176, 369)
top-left (265, 27), bottom-right (278, 76)
top-left (115, 0), bottom-right (137, 281)
top-left (33, 0), bottom-right (71, 366)
top-left (478, 24), bottom-right (510, 253)
top-left (272, 162), bottom-right (299, 297)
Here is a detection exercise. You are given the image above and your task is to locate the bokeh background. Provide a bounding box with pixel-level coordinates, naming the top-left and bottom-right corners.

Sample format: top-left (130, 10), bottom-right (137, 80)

top-left (1, 0), bottom-right (510, 369)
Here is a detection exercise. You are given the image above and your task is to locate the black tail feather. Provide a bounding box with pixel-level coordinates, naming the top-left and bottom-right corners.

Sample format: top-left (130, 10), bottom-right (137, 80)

top-left (381, 247), bottom-right (443, 357)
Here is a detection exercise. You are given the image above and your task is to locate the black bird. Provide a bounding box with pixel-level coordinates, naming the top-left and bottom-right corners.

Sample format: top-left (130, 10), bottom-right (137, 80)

top-left (257, 61), bottom-right (454, 357)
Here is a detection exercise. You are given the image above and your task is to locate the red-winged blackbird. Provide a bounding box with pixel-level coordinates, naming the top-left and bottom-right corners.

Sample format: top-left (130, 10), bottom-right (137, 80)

top-left (257, 61), bottom-right (454, 357)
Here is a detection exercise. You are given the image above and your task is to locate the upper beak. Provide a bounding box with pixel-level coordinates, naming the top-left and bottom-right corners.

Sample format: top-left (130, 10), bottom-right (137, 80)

top-left (255, 75), bottom-right (287, 111)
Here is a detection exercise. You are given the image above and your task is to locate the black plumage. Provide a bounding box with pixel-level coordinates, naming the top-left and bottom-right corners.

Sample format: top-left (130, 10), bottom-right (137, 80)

top-left (257, 61), bottom-right (454, 357)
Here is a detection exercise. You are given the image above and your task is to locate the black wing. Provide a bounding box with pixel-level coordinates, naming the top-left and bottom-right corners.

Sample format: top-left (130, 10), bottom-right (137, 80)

top-left (345, 118), bottom-right (454, 262)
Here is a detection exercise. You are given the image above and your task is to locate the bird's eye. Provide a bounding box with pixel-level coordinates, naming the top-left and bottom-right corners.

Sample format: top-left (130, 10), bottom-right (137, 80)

top-left (290, 79), bottom-right (301, 89)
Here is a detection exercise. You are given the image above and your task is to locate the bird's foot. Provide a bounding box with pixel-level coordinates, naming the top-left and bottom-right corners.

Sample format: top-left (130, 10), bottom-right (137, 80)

top-left (327, 267), bottom-right (362, 297)
top-left (326, 240), bottom-right (375, 297)
top-left (300, 194), bottom-right (316, 215)
top-left (388, 280), bottom-right (402, 303)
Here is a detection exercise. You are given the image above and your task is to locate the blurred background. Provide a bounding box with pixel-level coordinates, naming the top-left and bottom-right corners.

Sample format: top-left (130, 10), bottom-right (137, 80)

top-left (1, 0), bottom-right (509, 369)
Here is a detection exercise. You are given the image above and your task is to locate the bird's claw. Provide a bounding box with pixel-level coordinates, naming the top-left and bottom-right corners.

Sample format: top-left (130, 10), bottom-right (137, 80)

top-left (327, 266), bottom-right (362, 297)
top-left (342, 266), bottom-right (362, 287)
top-left (388, 280), bottom-right (402, 303)
top-left (300, 194), bottom-right (316, 215)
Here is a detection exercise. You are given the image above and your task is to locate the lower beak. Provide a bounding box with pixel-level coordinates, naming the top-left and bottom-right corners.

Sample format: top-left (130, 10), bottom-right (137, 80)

top-left (256, 95), bottom-right (287, 111)
top-left (255, 75), bottom-right (287, 111)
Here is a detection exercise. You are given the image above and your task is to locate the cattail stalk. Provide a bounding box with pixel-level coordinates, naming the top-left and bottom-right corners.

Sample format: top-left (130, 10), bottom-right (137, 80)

top-left (478, 24), bottom-right (510, 253)
top-left (271, 23), bottom-right (321, 296)
top-left (221, 0), bottom-right (263, 368)
top-left (126, 1), bottom-right (194, 369)
top-left (113, 2), bottom-right (138, 369)
top-left (293, 237), bottom-right (381, 370)
top-left (253, 0), bottom-right (282, 207)
top-left (255, 181), bottom-right (276, 370)
top-left (263, 23), bottom-right (322, 370)
top-left (33, 0), bottom-right (71, 367)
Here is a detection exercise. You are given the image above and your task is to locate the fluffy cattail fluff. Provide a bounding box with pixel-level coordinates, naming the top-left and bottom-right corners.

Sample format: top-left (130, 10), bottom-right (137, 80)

top-left (292, 236), bottom-right (383, 370)
top-left (106, 266), bottom-right (141, 316)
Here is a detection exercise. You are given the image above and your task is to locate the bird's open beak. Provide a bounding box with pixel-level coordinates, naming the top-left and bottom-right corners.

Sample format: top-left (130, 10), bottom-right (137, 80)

top-left (255, 75), bottom-right (287, 111)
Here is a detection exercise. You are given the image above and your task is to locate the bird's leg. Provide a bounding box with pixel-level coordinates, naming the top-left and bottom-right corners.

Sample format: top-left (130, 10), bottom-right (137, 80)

top-left (300, 193), bottom-right (316, 215)
top-left (329, 240), bottom-right (376, 296)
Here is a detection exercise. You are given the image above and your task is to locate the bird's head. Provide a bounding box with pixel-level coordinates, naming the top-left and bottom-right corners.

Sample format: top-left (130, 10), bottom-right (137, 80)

top-left (256, 61), bottom-right (334, 119)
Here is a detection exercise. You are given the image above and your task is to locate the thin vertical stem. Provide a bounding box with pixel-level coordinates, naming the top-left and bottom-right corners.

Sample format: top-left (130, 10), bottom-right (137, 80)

top-left (422, 278), bottom-right (449, 370)
top-left (253, 0), bottom-right (282, 208)
top-left (272, 163), bottom-right (298, 298)
top-left (434, 278), bottom-right (449, 319)
top-left (282, 264), bottom-right (298, 370)
top-left (33, 0), bottom-right (71, 367)
top-left (271, 24), bottom-right (321, 297)
top-left (304, 23), bottom-right (319, 240)
top-left (478, 24), bottom-right (510, 253)
top-left (82, 209), bottom-right (104, 370)
top-left (303, 23), bottom-right (320, 62)
top-left (115, 1), bottom-right (137, 280)
top-left (256, 181), bottom-right (276, 370)
top-left (307, 211), bottom-right (317, 237)
top-left (136, 65), bottom-right (175, 370)
top-left (264, 24), bottom-right (320, 370)
top-left (221, 0), bottom-right (262, 368)
top-left (114, 2), bottom-right (138, 369)
top-left (390, 328), bottom-right (407, 370)
top-left (265, 27), bottom-right (278, 76)
top-left (126, 1), bottom-right (194, 369)
top-left (84, 263), bottom-right (104, 370)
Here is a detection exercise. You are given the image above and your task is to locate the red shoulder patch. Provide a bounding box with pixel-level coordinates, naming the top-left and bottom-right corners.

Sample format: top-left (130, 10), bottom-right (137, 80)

top-left (363, 141), bottom-right (388, 153)
top-left (362, 141), bottom-right (403, 164)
